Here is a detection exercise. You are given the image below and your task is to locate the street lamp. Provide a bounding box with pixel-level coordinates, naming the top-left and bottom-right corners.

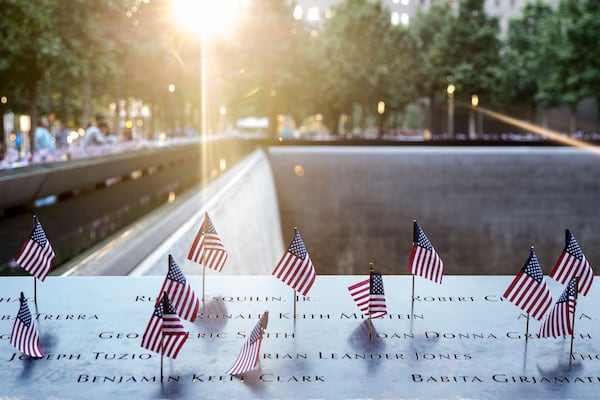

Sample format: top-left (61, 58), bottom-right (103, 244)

top-left (219, 106), bottom-right (227, 133)
top-left (168, 84), bottom-right (176, 134)
top-left (377, 101), bottom-right (385, 138)
top-left (469, 94), bottom-right (479, 139)
top-left (446, 83), bottom-right (455, 138)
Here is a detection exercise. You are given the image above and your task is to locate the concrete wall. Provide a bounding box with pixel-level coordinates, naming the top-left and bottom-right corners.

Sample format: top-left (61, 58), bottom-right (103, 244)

top-left (127, 148), bottom-right (285, 276)
top-left (268, 146), bottom-right (600, 276)
top-left (61, 148), bottom-right (284, 276)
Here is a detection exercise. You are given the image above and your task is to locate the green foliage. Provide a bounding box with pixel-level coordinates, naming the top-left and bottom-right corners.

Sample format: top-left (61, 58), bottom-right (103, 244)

top-left (428, 0), bottom-right (501, 103)
top-left (0, 0), bottom-right (598, 136)
top-left (498, 1), bottom-right (554, 107)
top-left (535, 0), bottom-right (600, 110)
top-left (220, 0), bottom-right (308, 135)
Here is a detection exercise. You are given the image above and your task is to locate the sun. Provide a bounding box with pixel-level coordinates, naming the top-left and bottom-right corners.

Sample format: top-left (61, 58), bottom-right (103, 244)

top-left (172, 0), bottom-right (240, 37)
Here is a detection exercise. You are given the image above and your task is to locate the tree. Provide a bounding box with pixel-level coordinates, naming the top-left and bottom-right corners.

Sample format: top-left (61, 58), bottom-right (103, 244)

top-left (220, 0), bottom-right (307, 137)
top-left (497, 1), bottom-right (554, 121)
top-left (315, 0), bottom-right (419, 136)
top-left (535, 0), bottom-right (600, 133)
top-left (410, 2), bottom-right (455, 135)
top-left (427, 0), bottom-right (501, 135)
top-left (0, 0), bottom-right (58, 149)
top-left (0, 0), bottom-right (135, 150)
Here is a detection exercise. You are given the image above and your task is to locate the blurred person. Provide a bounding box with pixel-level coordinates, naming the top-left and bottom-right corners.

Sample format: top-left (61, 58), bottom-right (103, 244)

top-left (98, 121), bottom-right (117, 143)
top-left (13, 130), bottom-right (22, 154)
top-left (34, 117), bottom-right (56, 153)
top-left (55, 121), bottom-right (69, 149)
top-left (82, 113), bottom-right (107, 147)
top-left (121, 127), bottom-right (133, 141)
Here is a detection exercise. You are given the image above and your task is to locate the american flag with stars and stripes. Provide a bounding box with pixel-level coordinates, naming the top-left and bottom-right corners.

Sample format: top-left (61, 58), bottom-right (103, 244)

top-left (408, 221), bottom-right (444, 284)
top-left (538, 277), bottom-right (578, 338)
top-left (141, 292), bottom-right (188, 359)
top-left (187, 212), bottom-right (228, 272)
top-left (14, 215), bottom-right (55, 281)
top-left (347, 272), bottom-right (388, 318)
top-left (502, 247), bottom-right (552, 321)
top-left (155, 255), bottom-right (200, 322)
top-left (226, 312), bottom-right (269, 375)
top-left (10, 292), bottom-right (44, 358)
top-left (550, 229), bottom-right (594, 296)
top-left (272, 228), bottom-right (316, 296)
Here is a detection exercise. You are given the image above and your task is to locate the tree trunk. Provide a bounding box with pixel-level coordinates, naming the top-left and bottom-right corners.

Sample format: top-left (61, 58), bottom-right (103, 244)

top-left (81, 77), bottom-right (92, 127)
top-left (0, 104), bottom-right (5, 158)
top-left (268, 107), bottom-right (277, 138)
top-left (360, 103), bottom-right (367, 135)
top-left (569, 106), bottom-right (576, 135)
top-left (28, 82), bottom-right (38, 154)
top-left (330, 112), bottom-right (340, 137)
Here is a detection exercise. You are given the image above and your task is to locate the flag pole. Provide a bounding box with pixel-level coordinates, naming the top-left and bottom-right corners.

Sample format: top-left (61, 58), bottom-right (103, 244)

top-left (258, 310), bottom-right (269, 355)
top-left (569, 277), bottom-right (580, 365)
top-left (160, 292), bottom-right (167, 382)
top-left (32, 214), bottom-right (38, 305)
top-left (524, 245), bottom-right (536, 341)
top-left (411, 220), bottom-right (417, 304)
top-left (293, 289), bottom-right (297, 319)
top-left (293, 226), bottom-right (299, 320)
top-left (201, 212), bottom-right (208, 302)
top-left (160, 344), bottom-right (164, 383)
top-left (368, 263), bottom-right (374, 339)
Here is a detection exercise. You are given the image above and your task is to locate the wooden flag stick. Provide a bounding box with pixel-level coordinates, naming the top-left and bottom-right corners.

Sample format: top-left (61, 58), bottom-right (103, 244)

top-left (160, 347), bottom-right (164, 383)
top-left (569, 278), bottom-right (580, 365)
top-left (160, 291), bottom-right (167, 382)
top-left (411, 220), bottom-right (417, 304)
top-left (525, 313), bottom-right (530, 341)
top-left (293, 289), bottom-right (297, 319)
top-left (368, 263), bottom-right (374, 339)
top-left (202, 265), bottom-right (206, 303)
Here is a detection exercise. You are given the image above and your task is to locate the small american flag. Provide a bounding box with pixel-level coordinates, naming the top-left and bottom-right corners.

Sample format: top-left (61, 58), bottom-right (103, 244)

top-left (141, 292), bottom-right (188, 359)
top-left (272, 228), bottom-right (316, 296)
top-left (502, 247), bottom-right (552, 321)
top-left (155, 255), bottom-right (200, 322)
top-left (10, 292), bottom-right (44, 358)
top-left (226, 312), bottom-right (269, 375)
top-left (187, 212), bottom-right (228, 272)
top-left (14, 215), bottom-right (55, 281)
top-left (538, 277), bottom-right (578, 338)
top-left (347, 272), bottom-right (388, 318)
top-left (550, 229), bottom-right (594, 296)
top-left (408, 221), bottom-right (444, 284)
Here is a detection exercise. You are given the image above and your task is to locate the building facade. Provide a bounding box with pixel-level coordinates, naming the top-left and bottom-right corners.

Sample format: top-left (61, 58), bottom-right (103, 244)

top-left (292, 0), bottom-right (560, 34)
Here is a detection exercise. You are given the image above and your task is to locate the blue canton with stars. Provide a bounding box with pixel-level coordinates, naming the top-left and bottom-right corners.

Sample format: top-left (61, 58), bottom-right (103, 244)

top-left (167, 256), bottom-right (187, 284)
top-left (205, 217), bottom-right (217, 234)
top-left (17, 299), bottom-right (32, 328)
top-left (288, 231), bottom-right (307, 260)
top-left (370, 273), bottom-right (385, 295)
top-left (31, 218), bottom-right (48, 247)
top-left (154, 294), bottom-right (178, 317)
top-left (557, 278), bottom-right (578, 304)
top-left (522, 251), bottom-right (543, 284)
top-left (416, 226), bottom-right (433, 251)
top-left (565, 233), bottom-right (583, 261)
